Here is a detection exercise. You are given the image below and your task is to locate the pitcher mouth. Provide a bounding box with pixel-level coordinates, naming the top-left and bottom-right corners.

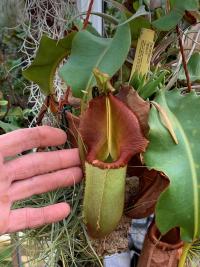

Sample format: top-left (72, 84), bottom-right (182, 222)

top-left (80, 93), bottom-right (148, 170)
top-left (149, 222), bottom-right (184, 251)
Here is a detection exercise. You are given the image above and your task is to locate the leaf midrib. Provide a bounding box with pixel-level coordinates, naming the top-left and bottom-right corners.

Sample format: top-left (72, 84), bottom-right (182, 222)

top-left (173, 116), bottom-right (198, 238)
top-left (161, 93), bottom-right (199, 238)
top-left (85, 37), bottom-right (112, 92)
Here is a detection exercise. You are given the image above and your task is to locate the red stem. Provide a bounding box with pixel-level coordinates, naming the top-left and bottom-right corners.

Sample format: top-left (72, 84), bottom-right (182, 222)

top-left (36, 95), bottom-right (50, 126)
top-left (176, 25), bottom-right (192, 92)
top-left (166, 0), bottom-right (170, 13)
top-left (83, 0), bottom-right (94, 29)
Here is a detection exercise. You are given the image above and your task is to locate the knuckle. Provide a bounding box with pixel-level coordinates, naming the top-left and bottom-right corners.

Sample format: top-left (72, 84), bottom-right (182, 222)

top-left (35, 126), bottom-right (52, 147)
top-left (25, 208), bottom-right (31, 229)
top-left (0, 166), bottom-right (10, 183)
top-left (31, 156), bottom-right (41, 175)
top-left (27, 126), bottom-right (48, 150)
top-left (71, 167), bottom-right (83, 181)
top-left (25, 207), bottom-right (47, 229)
top-left (56, 150), bottom-right (65, 169)
top-left (0, 210), bottom-right (10, 235)
top-left (51, 176), bottom-right (61, 189)
top-left (33, 127), bottom-right (43, 148)
top-left (41, 207), bottom-right (46, 225)
top-left (9, 162), bottom-right (29, 181)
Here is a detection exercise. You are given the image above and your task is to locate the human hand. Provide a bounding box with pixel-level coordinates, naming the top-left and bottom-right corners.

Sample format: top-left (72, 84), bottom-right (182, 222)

top-left (0, 126), bottom-right (82, 234)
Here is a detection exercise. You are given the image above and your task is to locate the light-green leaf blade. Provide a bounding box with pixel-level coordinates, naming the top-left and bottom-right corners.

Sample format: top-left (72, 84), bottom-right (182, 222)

top-left (144, 89), bottom-right (200, 242)
top-left (152, 0), bottom-right (198, 31)
top-left (152, 9), bottom-right (184, 31)
top-left (23, 32), bottom-right (75, 95)
top-left (0, 121), bottom-right (19, 132)
top-left (59, 16), bottom-right (131, 98)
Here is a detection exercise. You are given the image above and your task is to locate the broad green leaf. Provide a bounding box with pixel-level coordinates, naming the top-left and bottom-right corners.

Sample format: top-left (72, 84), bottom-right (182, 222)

top-left (59, 16), bottom-right (131, 98)
top-left (179, 52), bottom-right (200, 82)
top-left (152, 9), bottom-right (184, 31)
top-left (144, 89), bottom-right (200, 242)
top-left (117, 5), bottom-right (149, 27)
top-left (170, 0), bottom-right (199, 10)
top-left (83, 162), bottom-right (127, 238)
top-left (0, 121), bottom-right (19, 132)
top-left (153, 0), bottom-right (199, 31)
top-left (103, 0), bottom-right (150, 38)
top-left (23, 32), bottom-right (76, 95)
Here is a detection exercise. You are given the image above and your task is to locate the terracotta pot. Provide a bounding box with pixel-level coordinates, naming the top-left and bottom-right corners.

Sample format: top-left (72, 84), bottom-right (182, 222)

top-left (137, 222), bottom-right (184, 267)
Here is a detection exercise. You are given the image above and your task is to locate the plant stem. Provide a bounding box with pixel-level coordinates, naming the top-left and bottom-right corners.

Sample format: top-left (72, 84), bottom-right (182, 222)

top-left (83, 0), bottom-right (94, 29)
top-left (178, 242), bottom-right (192, 267)
top-left (176, 25), bottom-right (192, 92)
top-left (166, 0), bottom-right (170, 13)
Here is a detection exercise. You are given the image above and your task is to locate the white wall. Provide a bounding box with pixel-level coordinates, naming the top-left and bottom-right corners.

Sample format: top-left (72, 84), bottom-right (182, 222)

top-left (77, 0), bottom-right (103, 35)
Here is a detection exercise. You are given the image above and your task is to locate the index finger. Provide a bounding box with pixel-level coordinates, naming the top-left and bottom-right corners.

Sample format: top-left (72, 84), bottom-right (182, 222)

top-left (0, 126), bottom-right (67, 158)
top-left (5, 203), bottom-right (70, 234)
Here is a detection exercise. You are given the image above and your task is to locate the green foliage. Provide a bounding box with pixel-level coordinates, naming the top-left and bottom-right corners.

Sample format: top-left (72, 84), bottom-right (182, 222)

top-left (130, 70), bottom-right (167, 99)
top-left (138, 71), bottom-right (166, 99)
top-left (179, 52), bottom-right (200, 82)
top-left (152, 0), bottom-right (199, 31)
top-left (144, 89), bottom-right (200, 242)
top-left (170, 0), bottom-right (198, 10)
top-left (23, 33), bottom-right (76, 96)
top-left (0, 246), bottom-right (12, 267)
top-left (14, 186), bottom-right (102, 266)
top-left (121, 5), bottom-right (151, 42)
top-left (152, 9), bottom-right (184, 31)
top-left (105, 1), bottom-right (151, 42)
top-left (0, 95), bottom-right (32, 132)
top-left (0, 28), bottom-right (31, 133)
top-left (117, 5), bottom-right (149, 27)
top-left (129, 16), bottom-right (151, 42)
top-left (0, 121), bottom-right (19, 132)
top-left (59, 16), bottom-right (131, 98)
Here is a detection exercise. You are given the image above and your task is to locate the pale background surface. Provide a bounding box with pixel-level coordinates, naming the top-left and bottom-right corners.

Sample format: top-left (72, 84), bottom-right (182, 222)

top-left (77, 0), bottom-right (103, 34)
